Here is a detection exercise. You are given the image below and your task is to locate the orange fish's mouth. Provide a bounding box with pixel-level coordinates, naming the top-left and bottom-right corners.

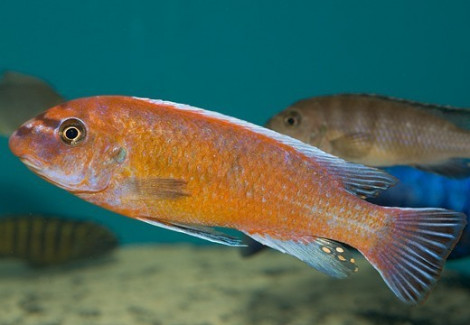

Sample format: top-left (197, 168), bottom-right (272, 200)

top-left (19, 157), bottom-right (55, 185)
top-left (19, 157), bottom-right (45, 172)
top-left (19, 156), bottom-right (107, 194)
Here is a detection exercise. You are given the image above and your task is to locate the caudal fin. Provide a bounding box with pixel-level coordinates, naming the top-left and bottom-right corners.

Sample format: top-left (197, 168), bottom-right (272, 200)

top-left (361, 207), bottom-right (466, 304)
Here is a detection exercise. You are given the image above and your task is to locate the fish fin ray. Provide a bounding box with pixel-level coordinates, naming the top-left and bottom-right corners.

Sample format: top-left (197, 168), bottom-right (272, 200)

top-left (124, 177), bottom-right (190, 199)
top-left (414, 158), bottom-right (470, 178)
top-left (330, 132), bottom-right (373, 159)
top-left (331, 165), bottom-right (396, 199)
top-left (138, 217), bottom-right (245, 246)
top-left (134, 97), bottom-right (396, 198)
top-left (244, 233), bottom-right (358, 278)
top-left (361, 207), bottom-right (466, 304)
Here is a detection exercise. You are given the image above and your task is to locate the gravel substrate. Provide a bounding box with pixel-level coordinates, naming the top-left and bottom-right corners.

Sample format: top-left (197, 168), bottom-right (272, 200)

top-left (0, 244), bottom-right (468, 325)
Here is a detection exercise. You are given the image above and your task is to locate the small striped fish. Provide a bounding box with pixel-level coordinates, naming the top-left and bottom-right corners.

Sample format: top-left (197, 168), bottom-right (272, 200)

top-left (0, 216), bottom-right (118, 267)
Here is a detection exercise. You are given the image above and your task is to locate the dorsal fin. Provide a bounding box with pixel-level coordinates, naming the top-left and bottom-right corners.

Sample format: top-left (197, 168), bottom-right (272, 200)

top-left (1, 71), bottom-right (47, 86)
top-left (347, 93), bottom-right (470, 131)
top-left (135, 97), bottom-right (397, 198)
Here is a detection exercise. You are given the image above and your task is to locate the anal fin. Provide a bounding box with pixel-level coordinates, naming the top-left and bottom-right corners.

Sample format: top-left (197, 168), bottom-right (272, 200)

top-left (245, 232), bottom-right (358, 278)
top-left (138, 217), bottom-right (245, 247)
top-left (415, 158), bottom-right (470, 178)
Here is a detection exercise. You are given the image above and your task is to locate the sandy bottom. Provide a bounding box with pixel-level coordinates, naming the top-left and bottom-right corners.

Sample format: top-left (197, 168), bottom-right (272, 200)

top-left (0, 244), bottom-right (469, 325)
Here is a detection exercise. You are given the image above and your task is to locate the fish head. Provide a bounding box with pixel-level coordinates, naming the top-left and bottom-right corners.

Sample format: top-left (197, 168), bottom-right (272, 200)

top-left (9, 97), bottom-right (127, 194)
top-left (265, 102), bottom-right (327, 147)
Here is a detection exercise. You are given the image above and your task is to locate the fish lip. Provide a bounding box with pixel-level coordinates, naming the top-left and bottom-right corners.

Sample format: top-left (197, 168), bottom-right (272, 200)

top-left (19, 156), bottom-right (45, 172)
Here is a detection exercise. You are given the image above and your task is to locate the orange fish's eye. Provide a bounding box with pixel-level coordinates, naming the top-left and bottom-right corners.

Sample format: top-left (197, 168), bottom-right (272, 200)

top-left (283, 111), bottom-right (302, 127)
top-left (59, 118), bottom-right (87, 145)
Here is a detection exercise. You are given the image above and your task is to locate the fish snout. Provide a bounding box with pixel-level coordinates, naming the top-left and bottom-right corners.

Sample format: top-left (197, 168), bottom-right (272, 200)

top-left (9, 128), bottom-right (26, 158)
top-left (9, 123), bottom-right (47, 171)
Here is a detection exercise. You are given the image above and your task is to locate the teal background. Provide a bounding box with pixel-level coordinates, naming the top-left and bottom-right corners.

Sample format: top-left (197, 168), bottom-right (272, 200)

top-left (1, 0), bottom-right (470, 245)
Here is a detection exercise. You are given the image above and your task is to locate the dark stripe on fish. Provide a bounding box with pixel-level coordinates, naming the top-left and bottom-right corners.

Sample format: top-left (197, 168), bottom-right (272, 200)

top-left (14, 125), bottom-right (33, 137)
top-left (30, 218), bottom-right (45, 262)
top-left (11, 218), bottom-right (19, 255)
top-left (14, 113), bottom-right (61, 137)
top-left (34, 112), bottom-right (61, 129)
top-left (45, 218), bottom-right (60, 264)
top-left (16, 218), bottom-right (30, 257)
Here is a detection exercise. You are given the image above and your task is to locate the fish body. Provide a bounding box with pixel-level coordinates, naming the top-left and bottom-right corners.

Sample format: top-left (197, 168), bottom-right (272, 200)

top-left (0, 71), bottom-right (64, 137)
top-left (0, 215), bottom-right (118, 266)
top-left (9, 96), bottom-right (466, 304)
top-left (266, 94), bottom-right (470, 178)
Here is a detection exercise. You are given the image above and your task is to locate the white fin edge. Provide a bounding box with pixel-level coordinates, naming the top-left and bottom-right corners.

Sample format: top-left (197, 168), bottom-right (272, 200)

top-left (138, 217), bottom-right (245, 247)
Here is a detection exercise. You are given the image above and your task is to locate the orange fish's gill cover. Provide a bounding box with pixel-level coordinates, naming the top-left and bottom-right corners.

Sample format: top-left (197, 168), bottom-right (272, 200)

top-left (8, 96), bottom-right (466, 304)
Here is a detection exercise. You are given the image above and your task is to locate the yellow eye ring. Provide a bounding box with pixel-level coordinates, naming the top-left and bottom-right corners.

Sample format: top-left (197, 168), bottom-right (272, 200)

top-left (59, 118), bottom-right (87, 145)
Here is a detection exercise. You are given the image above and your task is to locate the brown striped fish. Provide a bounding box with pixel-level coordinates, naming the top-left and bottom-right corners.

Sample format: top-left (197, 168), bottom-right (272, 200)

top-left (0, 216), bottom-right (118, 267)
top-left (266, 94), bottom-right (470, 178)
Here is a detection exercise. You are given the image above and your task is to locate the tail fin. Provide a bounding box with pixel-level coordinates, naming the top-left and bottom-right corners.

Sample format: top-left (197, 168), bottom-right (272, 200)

top-left (361, 208), bottom-right (466, 304)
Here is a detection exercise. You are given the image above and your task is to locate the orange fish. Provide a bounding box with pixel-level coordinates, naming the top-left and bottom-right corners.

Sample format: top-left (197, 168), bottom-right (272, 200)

top-left (9, 96), bottom-right (466, 304)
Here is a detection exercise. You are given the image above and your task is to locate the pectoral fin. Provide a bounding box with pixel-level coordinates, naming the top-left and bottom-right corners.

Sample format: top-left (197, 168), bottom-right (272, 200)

top-left (245, 232), bottom-right (358, 278)
top-left (138, 217), bottom-right (245, 246)
top-left (123, 177), bottom-right (190, 199)
top-left (329, 132), bottom-right (373, 159)
top-left (415, 158), bottom-right (470, 178)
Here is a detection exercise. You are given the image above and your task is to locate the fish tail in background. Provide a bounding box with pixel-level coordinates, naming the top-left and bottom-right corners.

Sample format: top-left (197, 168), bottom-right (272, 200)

top-left (361, 207), bottom-right (466, 304)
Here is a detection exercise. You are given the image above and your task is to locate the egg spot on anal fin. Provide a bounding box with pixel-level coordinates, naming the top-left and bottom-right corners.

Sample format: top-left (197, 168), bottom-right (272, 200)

top-left (319, 240), bottom-right (358, 271)
top-left (244, 233), bottom-right (358, 278)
